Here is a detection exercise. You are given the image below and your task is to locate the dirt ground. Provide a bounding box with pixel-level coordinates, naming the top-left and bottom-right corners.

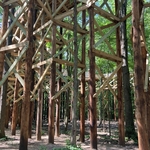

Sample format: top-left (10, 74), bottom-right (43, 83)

top-left (0, 121), bottom-right (138, 150)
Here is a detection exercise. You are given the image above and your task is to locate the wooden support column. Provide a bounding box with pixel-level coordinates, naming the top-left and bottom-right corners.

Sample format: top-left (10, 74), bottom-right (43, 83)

top-left (88, 5), bottom-right (97, 149)
top-left (80, 7), bottom-right (86, 143)
top-left (5, 8), bottom-right (14, 129)
top-left (55, 27), bottom-right (62, 137)
top-left (71, 0), bottom-right (78, 145)
top-left (19, 0), bottom-right (34, 149)
top-left (11, 60), bottom-right (20, 135)
top-left (36, 7), bottom-right (44, 141)
top-left (48, 0), bottom-right (56, 144)
top-left (115, 0), bottom-right (125, 146)
top-left (132, 0), bottom-right (149, 149)
top-left (0, 4), bottom-right (9, 138)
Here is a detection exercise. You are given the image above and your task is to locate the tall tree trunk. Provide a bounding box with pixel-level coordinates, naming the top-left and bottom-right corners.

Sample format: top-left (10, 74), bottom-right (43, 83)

top-left (0, 5), bottom-right (9, 138)
top-left (48, 0), bottom-right (56, 144)
top-left (89, 5), bottom-right (97, 150)
top-left (132, 0), bottom-right (149, 149)
top-left (19, 0), bottom-right (34, 149)
top-left (71, 0), bottom-right (78, 145)
top-left (120, 0), bottom-right (136, 140)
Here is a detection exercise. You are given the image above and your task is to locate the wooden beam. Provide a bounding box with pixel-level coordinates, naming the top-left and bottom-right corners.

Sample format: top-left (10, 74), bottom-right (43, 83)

top-left (55, 1), bottom-right (95, 20)
top-left (0, 41), bottom-right (28, 52)
top-left (55, 20), bottom-right (87, 34)
top-left (94, 5), bottom-right (120, 22)
top-left (93, 62), bottom-right (123, 97)
top-left (0, 1), bottom-right (28, 46)
top-left (94, 22), bottom-right (120, 48)
top-left (93, 49), bottom-right (122, 62)
top-left (53, 58), bottom-right (85, 68)
top-left (5, 55), bottom-right (24, 87)
top-left (94, 19), bottom-right (115, 55)
top-left (0, 42), bottom-right (28, 87)
top-left (51, 69), bottom-right (85, 100)
top-left (95, 64), bottom-right (117, 99)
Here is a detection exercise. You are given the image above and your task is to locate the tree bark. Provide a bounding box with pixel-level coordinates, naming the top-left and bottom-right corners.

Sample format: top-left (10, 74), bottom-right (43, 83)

top-left (132, 0), bottom-right (149, 149)
top-left (115, 0), bottom-right (125, 146)
top-left (120, 0), bottom-right (136, 140)
top-left (19, 0), bottom-right (34, 149)
top-left (89, 5), bottom-right (97, 149)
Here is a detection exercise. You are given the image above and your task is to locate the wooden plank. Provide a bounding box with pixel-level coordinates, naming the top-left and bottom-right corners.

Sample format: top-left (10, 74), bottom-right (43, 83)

top-left (0, 41), bottom-right (28, 52)
top-left (0, 42), bottom-right (28, 87)
top-left (55, 2), bottom-right (95, 20)
top-left (32, 58), bottom-right (52, 69)
top-left (93, 49), bottom-right (122, 62)
top-left (94, 22), bottom-right (121, 48)
top-left (33, 20), bottom-right (52, 35)
top-left (55, 20), bottom-right (87, 34)
top-left (93, 62), bottom-right (123, 97)
top-left (53, 58), bottom-right (85, 68)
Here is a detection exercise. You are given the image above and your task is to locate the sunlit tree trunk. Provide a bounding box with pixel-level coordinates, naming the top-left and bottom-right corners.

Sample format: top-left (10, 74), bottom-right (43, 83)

top-left (120, 0), bottom-right (136, 139)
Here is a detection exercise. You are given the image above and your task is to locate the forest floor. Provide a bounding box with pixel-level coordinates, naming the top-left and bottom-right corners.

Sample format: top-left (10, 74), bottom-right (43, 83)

top-left (0, 121), bottom-right (139, 150)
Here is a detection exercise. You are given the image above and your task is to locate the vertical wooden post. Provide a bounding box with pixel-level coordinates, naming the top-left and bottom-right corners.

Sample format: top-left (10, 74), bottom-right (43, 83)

top-left (55, 27), bottom-right (63, 137)
top-left (36, 8), bottom-right (44, 141)
top-left (19, 0), bottom-right (34, 149)
top-left (132, 0), bottom-right (149, 149)
top-left (71, 0), bottom-right (78, 145)
top-left (0, 5), bottom-right (9, 138)
top-left (11, 62), bottom-right (20, 135)
top-left (5, 8), bottom-right (14, 129)
top-left (89, 6), bottom-right (97, 150)
top-left (48, 0), bottom-right (56, 144)
top-left (80, 7), bottom-right (86, 143)
top-left (115, 0), bottom-right (125, 146)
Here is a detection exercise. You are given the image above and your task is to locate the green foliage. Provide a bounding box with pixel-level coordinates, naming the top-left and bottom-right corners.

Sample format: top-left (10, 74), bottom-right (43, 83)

top-left (46, 42), bottom-right (51, 48)
top-left (39, 145), bottom-right (47, 150)
top-left (0, 136), bottom-right (8, 141)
